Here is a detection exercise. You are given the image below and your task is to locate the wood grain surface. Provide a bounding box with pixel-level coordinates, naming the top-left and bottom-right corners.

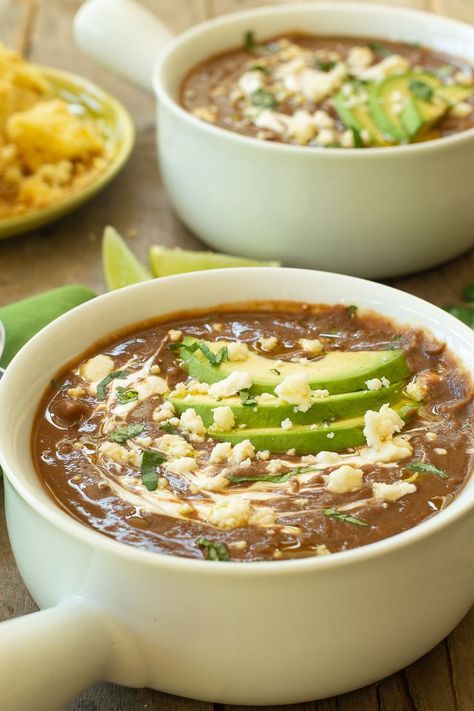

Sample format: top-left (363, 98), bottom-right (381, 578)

top-left (0, 1), bottom-right (473, 709)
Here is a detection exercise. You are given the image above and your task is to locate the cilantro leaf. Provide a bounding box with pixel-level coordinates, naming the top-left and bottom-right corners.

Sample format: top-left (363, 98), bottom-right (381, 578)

top-left (244, 30), bottom-right (256, 51)
top-left (108, 423), bottom-right (144, 444)
top-left (250, 63), bottom-right (270, 74)
top-left (229, 465), bottom-right (316, 485)
top-left (409, 79), bottom-right (434, 102)
top-left (197, 341), bottom-right (228, 366)
top-left (161, 421), bottom-right (181, 435)
top-left (323, 508), bottom-right (368, 527)
top-left (169, 339), bottom-right (228, 366)
top-left (406, 460), bottom-right (449, 479)
top-left (351, 128), bottom-right (364, 148)
top-left (240, 391), bottom-right (257, 407)
top-left (251, 88), bottom-right (278, 110)
top-left (368, 42), bottom-right (393, 58)
top-left (116, 387), bottom-right (138, 404)
top-left (316, 60), bottom-right (336, 72)
top-left (197, 537), bottom-right (230, 561)
top-left (96, 370), bottom-right (130, 401)
top-left (140, 450), bottom-right (166, 491)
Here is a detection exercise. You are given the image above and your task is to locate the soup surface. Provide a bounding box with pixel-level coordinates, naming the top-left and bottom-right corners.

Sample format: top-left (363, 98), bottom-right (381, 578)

top-left (181, 33), bottom-right (474, 148)
top-left (33, 302), bottom-right (473, 562)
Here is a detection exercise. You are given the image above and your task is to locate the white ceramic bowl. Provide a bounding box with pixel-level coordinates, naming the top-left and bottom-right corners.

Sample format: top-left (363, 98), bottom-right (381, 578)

top-left (0, 268), bottom-right (473, 711)
top-left (74, 0), bottom-right (474, 278)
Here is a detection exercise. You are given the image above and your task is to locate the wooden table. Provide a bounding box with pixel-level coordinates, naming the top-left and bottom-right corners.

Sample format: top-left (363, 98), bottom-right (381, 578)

top-left (1, 1), bottom-right (473, 709)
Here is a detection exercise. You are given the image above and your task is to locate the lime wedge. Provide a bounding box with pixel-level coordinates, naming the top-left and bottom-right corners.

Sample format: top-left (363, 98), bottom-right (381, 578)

top-left (149, 245), bottom-right (280, 277)
top-left (102, 226), bottom-right (152, 291)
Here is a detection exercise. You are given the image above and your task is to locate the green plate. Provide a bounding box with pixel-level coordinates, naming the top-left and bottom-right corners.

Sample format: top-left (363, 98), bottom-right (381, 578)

top-left (0, 66), bottom-right (135, 240)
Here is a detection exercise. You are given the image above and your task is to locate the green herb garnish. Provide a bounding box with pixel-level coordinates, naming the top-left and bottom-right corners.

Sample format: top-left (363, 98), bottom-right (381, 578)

top-left (51, 379), bottom-right (66, 391)
top-left (161, 421), bottom-right (181, 435)
top-left (323, 508), bottom-right (369, 527)
top-left (250, 63), bottom-right (270, 74)
top-left (140, 450), bottom-right (166, 491)
top-left (406, 460), bottom-right (449, 479)
top-left (409, 79), bottom-right (434, 102)
top-left (96, 370), bottom-right (130, 401)
top-left (351, 128), bottom-right (364, 148)
top-left (240, 391), bottom-right (257, 407)
top-left (229, 466), bottom-right (315, 485)
top-left (368, 42), bottom-right (393, 58)
top-left (197, 341), bottom-right (228, 366)
top-left (116, 387), bottom-right (139, 404)
top-left (269, 368), bottom-right (281, 375)
top-left (316, 60), bottom-right (336, 72)
top-left (169, 340), bottom-right (227, 366)
top-left (244, 30), bottom-right (257, 51)
top-left (197, 537), bottom-right (230, 561)
top-left (251, 88), bottom-right (278, 109)
top-left (347, 304), bottom-right (358, 317)
top-left (108, 423), bottom-right (144, 444)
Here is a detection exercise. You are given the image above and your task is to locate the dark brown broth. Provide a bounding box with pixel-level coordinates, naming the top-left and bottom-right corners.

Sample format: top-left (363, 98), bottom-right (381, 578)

top-left (181, 34), bottom-right (474, 145)
top-left (32, 302), bottom-right (473, 562)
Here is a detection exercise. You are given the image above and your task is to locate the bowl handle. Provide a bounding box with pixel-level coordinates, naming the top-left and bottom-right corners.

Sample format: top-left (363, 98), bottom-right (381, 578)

top-left (0, 599), bottom-right (113, 710)
top-left (74, 0), bottom-right (174, 93)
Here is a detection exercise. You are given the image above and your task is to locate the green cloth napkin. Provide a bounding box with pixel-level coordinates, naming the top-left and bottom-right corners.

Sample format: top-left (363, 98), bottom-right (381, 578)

top-left (0, 285), bottom-right (96, 368)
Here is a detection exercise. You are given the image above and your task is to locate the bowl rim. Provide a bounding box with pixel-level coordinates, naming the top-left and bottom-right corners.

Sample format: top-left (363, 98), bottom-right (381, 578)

top-left (1, 267), bottom-right (473, 577)
top-left (154, 0), bottom-right (474, 157)
top-left (0, 65), bottom-right (135, 235)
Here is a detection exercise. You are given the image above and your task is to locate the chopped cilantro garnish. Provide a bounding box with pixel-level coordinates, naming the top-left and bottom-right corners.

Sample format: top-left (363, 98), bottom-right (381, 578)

top-left (251, 88), bottom-right (278, 109)
top-left (116, 387), bottom-right (138, 404)
top-left (229, 466), bottom-right (315, 485)
top-left (347, 304), bottom-right (358, 317)
top-left (108, 423), bottom-right (144, 444)
top-left (197, 341), bottom-right (228, 366)
top-left (244, 30), bottom-right (256, 51)
top-left (197, 537), bottom-right (230, 561)
top-left (368, 42), bottom-right (393, 58)
top-left (269, 368), bottom-right (281, 375)
top-left (316, 60), bottom-right (337, 72)
top-left (351, 128), bottom-right (364, 148)
top-left (409, 79), bottom-right (434, 102)
top-left (161, 421), bottom-right (181, 435)
top-left (406, 460), bottom-right (449, 479)
top-left (140, 450), bottom-right (166, 491)
top-left (250, 63), bottom-right (270, 74)
top-left (323, 508), bottom-right (368, 527)
top-left (96, 370), bottom-right (130, 401)
top-left (169, 340), bottom-right (228, 366)
top-left (240, 391), bottom-right (257, 407)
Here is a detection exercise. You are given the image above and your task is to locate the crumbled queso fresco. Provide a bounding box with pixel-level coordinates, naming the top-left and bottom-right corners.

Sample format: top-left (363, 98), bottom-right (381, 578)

top-left (33, 304), bottom-right (473, 562)
top-left (181, 33), bottom-right (474, 147)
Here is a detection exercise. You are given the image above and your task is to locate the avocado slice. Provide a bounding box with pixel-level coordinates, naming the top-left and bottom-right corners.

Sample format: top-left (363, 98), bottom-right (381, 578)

top-left (335, 82), bottom-right (391, 146)
top-left (175, 338), bottom-right (410, 396)
top-left (437, 83), bottom-right (473, 106)
top-left (168, 381), bottom-right (405, 429)
top-left (369, 72), bottom-right (449, 143)
top-left (211, 402), bottom-right (417, 455)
